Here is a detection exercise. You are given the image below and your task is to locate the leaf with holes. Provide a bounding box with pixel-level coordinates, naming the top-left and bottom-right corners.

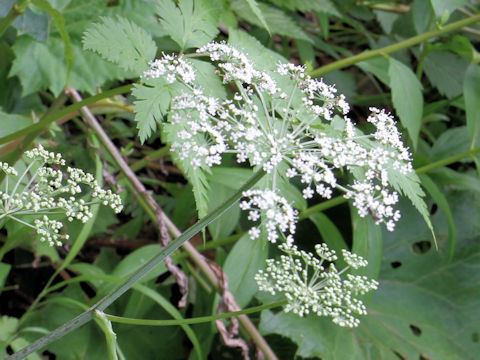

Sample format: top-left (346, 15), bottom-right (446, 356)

top-left (260, 189), bottom-right (480, 359)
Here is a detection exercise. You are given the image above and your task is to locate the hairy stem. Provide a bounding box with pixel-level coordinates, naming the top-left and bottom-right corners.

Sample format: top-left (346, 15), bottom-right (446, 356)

top-left (310, 13), bottom-right (480, 77)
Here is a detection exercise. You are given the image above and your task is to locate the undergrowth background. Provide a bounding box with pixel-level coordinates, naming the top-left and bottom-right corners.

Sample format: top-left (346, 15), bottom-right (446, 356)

top-left (1, 0), bottom-right (480, 359)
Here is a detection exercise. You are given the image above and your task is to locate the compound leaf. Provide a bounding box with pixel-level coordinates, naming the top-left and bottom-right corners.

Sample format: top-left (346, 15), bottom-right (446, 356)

top-left (82, 16), bottom-right (157, 73)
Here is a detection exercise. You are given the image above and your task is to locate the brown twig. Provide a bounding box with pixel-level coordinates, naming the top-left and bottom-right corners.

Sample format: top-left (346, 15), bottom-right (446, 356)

top-left (66, 87), bottom-right (278, 360)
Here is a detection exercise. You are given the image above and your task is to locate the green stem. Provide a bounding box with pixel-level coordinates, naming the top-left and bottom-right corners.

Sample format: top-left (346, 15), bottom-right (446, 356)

top-left (105, 301), bottom-right (286, 327)
top-left (299, 146), bottom-right (480, 218)
top-left (0, 0), bottom-right (31, 36)
top-left (416, 147), bottom-right (480, 174)
top-left (0, 85), bottom-right (133, 146)
top-left (9, 168), bottom-right (265, 360)
top-left (310, 13), bottom-right (480, 77)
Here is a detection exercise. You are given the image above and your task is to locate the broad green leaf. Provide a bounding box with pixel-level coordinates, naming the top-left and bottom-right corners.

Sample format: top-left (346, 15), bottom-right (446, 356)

top-left (413, 0), bottom-right (433, 34)
top-left (156, 0), bottom-right (219, 50)
top-left (189, 59), bottom-right (227, 98)
top-left (245, 0), bottom-right (271, 35)
top-left (260, 311), bottom-right (364, 359)
top-left (0, 112), bottom-right (32, 138)
top-left (12, 7), bottom-right (49, 41)
top-left (82, 16), bottom-right (157, 73)
top-left (309, 213), bottom-right (348, 269)
top-left (111, 244), bottom-right (168, 282)
top-left (0, 262), bottom-right (10, 289)
top-left (262, 188), bottom-right (480, 359)
top-left (423, 51), bottom-right (469, 98)
top-left (32, 0), bottom-right (74, 82)
top-left (464, 63), bottom-right (480, 152)
top-left (10, 36), bottom-right (129, 96)
top-left (228, 29), bottom-right (287, 72)
top-left (357, 56), bottom-right (390, 86)
top-left (419, 174), bottom-right (456, 260)
top-left (231, 0), bottom-right (312, 43)
top-left (429, 167), bottom-right (480, 193)
top-left (430, 0), bottom-right (466, 18)
top-left (388, 57), bottom-right (423, 148)
top-left (223, 233), bottom-right (268, 307)
top-left (351, 211), bottom-right (382, 280)
top-left (268, 0), bottom-right (340, 16)
top-left (430, 126), bottom-right (470, 162)
top-left (206, 180), bottom-right (240, 240)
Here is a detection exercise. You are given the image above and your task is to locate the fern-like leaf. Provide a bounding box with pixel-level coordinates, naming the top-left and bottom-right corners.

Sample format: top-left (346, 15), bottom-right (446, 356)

top-left (156, 0), bottom-right (219, 50)
top-left (82, 16), bottom-right (156, 73)
top-left (388, 168), bottom-right (436, 244)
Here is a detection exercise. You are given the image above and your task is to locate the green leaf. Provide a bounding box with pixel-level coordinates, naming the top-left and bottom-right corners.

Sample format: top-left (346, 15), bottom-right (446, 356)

top-left (0, 262), bottom-right (10, 289)
top-left (423, 50), bottom-right (469, 98)
top-left (111, 245), bottom-right (168, 283)
top-left (430, 126), bottom-right (470, 162)
top-left (387, 168), bottom-right (435, 242)
top-left (309, 213), bottom-right (348, 269)
top-left (419, 174), bottom-right (456, 260)
top-left (388, 57), bottom-right (423, 148)
top-left (0, 111), bottom-right (32, 138)
top-left (260, 311), bottom-right (363, 359)
top-left (464, 63), bottom-right (480, 153)
top-left (132, 78), bottom-right (172, 143)
top-left (82, 16), bottom-right (157, 73)
top-left (351, 211), bottom-right (382, 280)
top-left (231, 0), bottom-right (312, 43)
top-left (245, 0), bottom-right (271, 35)
top-left (262, 188), bottom-right (480, 359)
top-left (207, 176), bottom-right (241, 240)
top-left (429, 0), bottom-right (467, 18)
top-left (156, 0), bottom-right (219, 50)
top-left (32, 0), bottom-right (74, 82)
top-left (12, 7), bottom-right (49, 41)
top-left (10, 36), bottom-right (129, 96)
top-left (223, 233), bottom-right (268, 307)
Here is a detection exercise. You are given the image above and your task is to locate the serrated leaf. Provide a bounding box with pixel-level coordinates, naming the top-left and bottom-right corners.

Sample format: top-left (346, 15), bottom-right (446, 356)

top-left (156, 0), bottom-right (219, 50)
top-left (132, 78), bottom-right (173, 142)
top-left (82, 16), bottom-right (157, 73)
top-left (388, 57), bottom-right (423, 148)
top-left (423, 51), bottom-right (469, 98)
top-left (387, 168), bottom-right (435, 243)
top-left (245, 0), bottom-right (271, 35)
top-left (430, 126), bottom-right (470, 162)
top-left (232, 0), bottom-right (312, 43)
top-left (419, 174), bottom-right (456, 260)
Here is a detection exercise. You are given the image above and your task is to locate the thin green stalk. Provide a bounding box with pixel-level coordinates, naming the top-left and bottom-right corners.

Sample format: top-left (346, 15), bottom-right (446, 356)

top-left (416, 147), bottom-right (480, 174)
top-left (0, 0), bottom-right (31, 36)
top-left (299, 146), bottom-right (480, 218)
top-left (129, 147), bottom-right (170, 172)
top-left (9, 168), bottom-right (265, 360)
top-left (104, 300), bottom-right (287, 327)
top-left (0, 85), bottom-right (133, 146)
top-left (310, 13), bottom-right (480, 77)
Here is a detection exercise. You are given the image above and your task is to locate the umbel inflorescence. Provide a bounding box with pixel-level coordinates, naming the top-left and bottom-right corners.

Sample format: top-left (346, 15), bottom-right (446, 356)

top-left (0, 145), bottom-right (122, 246)
top-left (141, 41), bottom-right (414, 326)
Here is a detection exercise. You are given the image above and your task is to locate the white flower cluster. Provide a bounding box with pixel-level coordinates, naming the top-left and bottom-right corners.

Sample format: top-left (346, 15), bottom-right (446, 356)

top-left (0, 145), bottom-right (123, 246)
top-left (254, 243), bottom-right (379, 328)
top-left (240, 189), bottom-right (297, 245)
top-left (142, 41), bottom-right (414, 233)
